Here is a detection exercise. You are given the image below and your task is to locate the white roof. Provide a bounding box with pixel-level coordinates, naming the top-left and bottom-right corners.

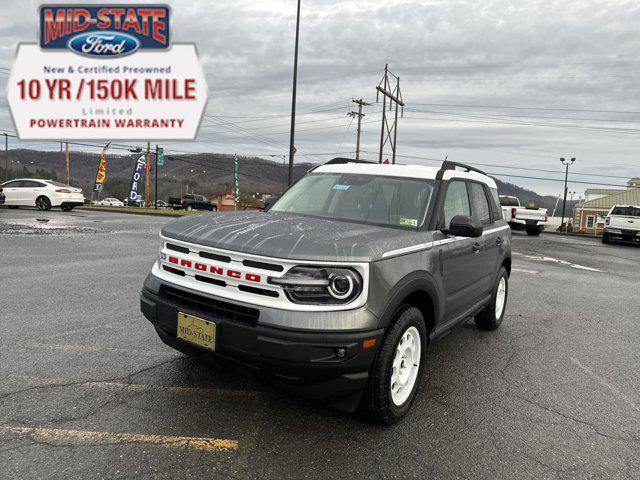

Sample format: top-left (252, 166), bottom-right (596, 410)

top-left (313, 162), bottom-right (497, 189)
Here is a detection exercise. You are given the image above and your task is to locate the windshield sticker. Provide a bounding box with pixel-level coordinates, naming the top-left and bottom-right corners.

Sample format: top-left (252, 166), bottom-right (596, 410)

top-left (400, 218), bottom-right (418, 227)
top-left (333, 184), bottom-right (350, 191)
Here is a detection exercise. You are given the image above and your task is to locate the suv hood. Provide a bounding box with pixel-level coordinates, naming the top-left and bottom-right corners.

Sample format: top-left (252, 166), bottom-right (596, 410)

top-left (161, 211), bottom-right (430, 262)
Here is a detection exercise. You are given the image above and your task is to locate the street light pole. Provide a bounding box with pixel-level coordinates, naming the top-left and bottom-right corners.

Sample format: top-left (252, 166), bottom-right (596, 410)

top-left (287, 0), bottom-right (301, 187)
top-left (560, 157), bottom-right (575, 233)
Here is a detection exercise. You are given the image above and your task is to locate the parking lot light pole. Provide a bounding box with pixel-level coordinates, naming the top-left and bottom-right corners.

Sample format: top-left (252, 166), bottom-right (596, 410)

top-left (287, 0), bottom-right (301, 187)
top-left (560, 157), bottom-right (575, 232)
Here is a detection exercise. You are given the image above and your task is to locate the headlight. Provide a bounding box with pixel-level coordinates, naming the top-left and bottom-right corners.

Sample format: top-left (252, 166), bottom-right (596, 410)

top-left (269, 266), bottom-right (363, 305)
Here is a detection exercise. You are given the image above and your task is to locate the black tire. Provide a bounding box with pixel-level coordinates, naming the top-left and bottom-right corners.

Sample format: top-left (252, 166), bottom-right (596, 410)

top-left (361, 306), bottom-right (427, 424)
top-left (35, 196), bottom-right (52, 211)
top-left (186, 204), bottom-right (193, 211)
top-left (525, 227), bottom-right (542, 236)
top-left (475, 267), bottom-right (509, 330)
top-left (61, 204), bottom-right (74, 212)
top-left (602, 233), bottom-right (610, 244)
top-left (211, 205), bottom-right (218, 212)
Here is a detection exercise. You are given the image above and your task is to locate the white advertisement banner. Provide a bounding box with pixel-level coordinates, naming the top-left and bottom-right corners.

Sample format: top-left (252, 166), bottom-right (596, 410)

top-left (7, 43), bottom-right (207, 140)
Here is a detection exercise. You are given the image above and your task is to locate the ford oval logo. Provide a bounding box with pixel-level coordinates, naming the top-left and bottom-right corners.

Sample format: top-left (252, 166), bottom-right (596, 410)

top-left (67, 31), bottom-right (140, 58)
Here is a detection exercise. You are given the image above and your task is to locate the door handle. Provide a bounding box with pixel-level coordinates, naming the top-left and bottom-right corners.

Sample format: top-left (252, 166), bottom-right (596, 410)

top-left (496, 237), bottom-right (503, 246)
top-left (472, 242), bottom-right (482, 253)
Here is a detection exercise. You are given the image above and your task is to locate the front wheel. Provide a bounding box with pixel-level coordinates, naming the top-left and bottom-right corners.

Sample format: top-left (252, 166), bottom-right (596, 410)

top-left (362, 306), bottom-right (427, 424)
top-left (475, 267), bottom-right (508, 330)
top-left (35, 196), bottom-right (52, 211)
top-left (211, 205), bottom-right (218, 212)
top-left (602, 233), bottom-right (610, 244)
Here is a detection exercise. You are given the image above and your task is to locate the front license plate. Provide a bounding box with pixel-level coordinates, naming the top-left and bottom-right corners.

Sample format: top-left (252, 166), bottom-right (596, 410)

top-left (177, 312), bottom-right (216, 351)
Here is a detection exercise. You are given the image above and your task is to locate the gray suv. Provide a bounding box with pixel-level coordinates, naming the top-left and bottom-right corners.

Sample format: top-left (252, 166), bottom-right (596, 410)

top-left (140, 159), bottom-right (511, 423)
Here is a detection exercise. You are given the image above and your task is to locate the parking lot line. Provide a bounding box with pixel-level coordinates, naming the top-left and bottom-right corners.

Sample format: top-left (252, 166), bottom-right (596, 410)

top-left (0, 426), bottom-right (238, 452)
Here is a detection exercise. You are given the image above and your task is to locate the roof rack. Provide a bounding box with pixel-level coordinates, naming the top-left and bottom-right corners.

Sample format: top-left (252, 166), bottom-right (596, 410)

top-left (437, 160), bottom-right (487, 179)
top-left (324, 157), bottom-right (378, 165)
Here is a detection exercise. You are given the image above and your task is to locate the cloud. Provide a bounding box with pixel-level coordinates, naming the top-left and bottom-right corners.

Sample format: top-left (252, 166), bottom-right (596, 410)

top-left (1, 0), bottom-right (639, 194)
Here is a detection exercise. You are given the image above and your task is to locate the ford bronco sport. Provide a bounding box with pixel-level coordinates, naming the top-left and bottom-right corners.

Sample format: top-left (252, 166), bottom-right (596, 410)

top-left (140, 159), bottom-right (512, 423)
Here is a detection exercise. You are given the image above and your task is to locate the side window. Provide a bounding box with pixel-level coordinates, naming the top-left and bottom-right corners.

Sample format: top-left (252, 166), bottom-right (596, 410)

top-left (23, 181), bottom-right (44, 188)
top-left (488, 187), bottom-right (503, 220)
top-left (469, 183), bottom-right (492, 226)
top-left (2, 181), bottom-right (22, 188)
top-left (442, 181), bottom-right (470, 227)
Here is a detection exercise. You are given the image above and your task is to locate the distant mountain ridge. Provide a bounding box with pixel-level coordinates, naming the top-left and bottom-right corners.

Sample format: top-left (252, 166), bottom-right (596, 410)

top-left (2, 148), bottom-right (560, 210)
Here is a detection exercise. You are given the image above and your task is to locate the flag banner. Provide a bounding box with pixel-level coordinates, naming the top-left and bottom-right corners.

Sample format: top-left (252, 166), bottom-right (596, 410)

top-left (127, 155), bottom-right (147, 205)
top-left (93, 142), bottom-right (110, 192)
top-left (234, 155), bottom-right (240, 203)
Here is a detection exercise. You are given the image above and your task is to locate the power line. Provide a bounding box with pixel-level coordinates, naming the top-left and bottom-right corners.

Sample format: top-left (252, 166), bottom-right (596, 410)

top-left (408, 102), bottom-right (640, 115)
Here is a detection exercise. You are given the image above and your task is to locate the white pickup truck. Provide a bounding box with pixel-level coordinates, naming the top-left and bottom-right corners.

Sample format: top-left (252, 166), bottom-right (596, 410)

top-left (499, 195), bottom-right (548, 236)
top-left (602, 205), bottom-right (640, 244)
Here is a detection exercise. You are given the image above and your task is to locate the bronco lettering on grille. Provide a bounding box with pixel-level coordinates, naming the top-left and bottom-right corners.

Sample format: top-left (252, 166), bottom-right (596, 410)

top-left (167, 255), bottom-right (262, 283)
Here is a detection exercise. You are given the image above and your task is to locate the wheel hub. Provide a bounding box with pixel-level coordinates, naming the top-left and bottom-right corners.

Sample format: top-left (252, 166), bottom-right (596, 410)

top-left (390, 326), bottom-right (422, 406)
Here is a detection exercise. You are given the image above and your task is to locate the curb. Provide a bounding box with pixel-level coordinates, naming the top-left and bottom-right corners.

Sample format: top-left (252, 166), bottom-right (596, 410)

top-left (542, 230), bottom-right (601, 239)
top-left (77, 207), bottom-right (184, 218)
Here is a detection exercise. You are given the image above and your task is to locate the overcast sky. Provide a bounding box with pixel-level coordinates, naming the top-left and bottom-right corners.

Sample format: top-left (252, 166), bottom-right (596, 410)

top-left (1, 0), bottom-right (640, 196)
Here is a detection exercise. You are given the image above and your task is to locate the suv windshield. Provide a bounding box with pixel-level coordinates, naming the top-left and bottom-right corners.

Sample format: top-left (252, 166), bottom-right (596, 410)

top-left (271, 172), bottom-right (436, 228)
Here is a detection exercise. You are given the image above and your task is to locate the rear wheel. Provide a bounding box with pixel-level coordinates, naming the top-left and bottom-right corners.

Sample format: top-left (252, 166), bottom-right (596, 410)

top-left (362, 306), bottom-right (427, 424)
top-left (35, 196), bottom-right (51, 211)
top-left (525, 226), bottom-right (542, 236)
top-left (211, 205), bottom-right (218, 212)
top-left (186, 204), bottom-right (193, 211)
top-left (61, 204), bottom-right (74, 212)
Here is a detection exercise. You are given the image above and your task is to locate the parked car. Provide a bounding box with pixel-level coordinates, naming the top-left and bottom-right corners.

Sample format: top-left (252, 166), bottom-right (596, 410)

top-left (151, 200), bottom-right (168, 209)
top-left (602, 205), bottom-right (640, 244)
top-left (260, 195), bottom-right (280, 211)
top-left (96, 198), bottom-right (124, 207)
top-left (140, 159), bottom-right (512, 423)
top-left (0, 179), bottom-right (84, 211)
top-left (499, 195), bottom-right (548, 236)
top-left (168, 194), bottom-right (217, 211)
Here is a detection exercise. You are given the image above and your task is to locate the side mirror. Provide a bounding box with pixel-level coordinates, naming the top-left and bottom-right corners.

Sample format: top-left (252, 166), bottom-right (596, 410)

top-left (445, 215), bottom-right (483, 237)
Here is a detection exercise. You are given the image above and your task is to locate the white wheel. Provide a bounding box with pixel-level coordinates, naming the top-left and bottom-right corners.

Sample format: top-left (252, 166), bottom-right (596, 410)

top-left (495, 277), bottom-right (506, 319)
top-left (390, 326), bottom-right (422, 406)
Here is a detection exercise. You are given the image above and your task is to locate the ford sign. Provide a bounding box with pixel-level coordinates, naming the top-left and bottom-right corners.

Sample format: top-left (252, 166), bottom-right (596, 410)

top-left (67, 31), bottom-right (140, 58)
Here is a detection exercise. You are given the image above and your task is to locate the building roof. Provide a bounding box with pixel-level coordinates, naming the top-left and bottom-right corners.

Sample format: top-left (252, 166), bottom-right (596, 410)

top-left (584, 188), bottom-right (624, 195)
top-left (580, 188), bottom-right (640, 209)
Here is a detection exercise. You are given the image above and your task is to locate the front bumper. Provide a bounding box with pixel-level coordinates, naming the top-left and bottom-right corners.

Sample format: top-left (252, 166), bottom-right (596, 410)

top-left (140, 274), bottom-right (383, 410)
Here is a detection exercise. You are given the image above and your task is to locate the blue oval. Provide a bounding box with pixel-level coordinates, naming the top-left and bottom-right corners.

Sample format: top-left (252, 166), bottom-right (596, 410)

top-left (67, 31), bottom-right (140, 58)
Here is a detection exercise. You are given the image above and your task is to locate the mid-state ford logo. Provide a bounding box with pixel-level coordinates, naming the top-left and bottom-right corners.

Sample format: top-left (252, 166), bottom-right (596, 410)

top-left (40, 5), bottom-right (170, 54)
top-left (68, 31), bottom-right (140, 58)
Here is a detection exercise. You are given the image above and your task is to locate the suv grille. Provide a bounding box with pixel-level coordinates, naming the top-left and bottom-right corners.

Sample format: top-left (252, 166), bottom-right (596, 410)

top-left (159, 285), bottom-right (259, 326)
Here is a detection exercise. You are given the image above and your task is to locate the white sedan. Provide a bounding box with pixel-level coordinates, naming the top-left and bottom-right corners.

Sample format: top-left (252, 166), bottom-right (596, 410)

top-left (0, 179), bottom-right (85, 211)
top-left (96, 197), bottom-right (124, 207)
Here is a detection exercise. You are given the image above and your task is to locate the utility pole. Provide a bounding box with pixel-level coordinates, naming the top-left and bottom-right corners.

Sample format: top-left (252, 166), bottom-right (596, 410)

top-left (4, 133), bottom-right (7, 182)
top-left (566, 191), bottom-right (576, 233)
top-left (560, 157), bottom-right (575, 232)
top-left (65, 142), bottom-right (70, 185)
top-left (376, 64), bottom-right (404, 164)
top-left (145, 141), bottom-right (151, 207)
top-left (154, 144), bottom-right (158, 210)
top-left (348, 98), bottom-right (370, 160)
top-left (287, 0), bottom-right (302, 187)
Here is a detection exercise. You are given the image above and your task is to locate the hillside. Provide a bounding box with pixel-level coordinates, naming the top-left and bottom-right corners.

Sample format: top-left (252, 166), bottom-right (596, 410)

top-left (2, 149), bottom-right (563, 210)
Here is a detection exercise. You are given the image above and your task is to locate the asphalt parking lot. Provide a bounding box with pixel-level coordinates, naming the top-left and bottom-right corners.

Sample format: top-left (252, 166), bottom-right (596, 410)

top-left (1, 208), bottom-right (638, 479)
